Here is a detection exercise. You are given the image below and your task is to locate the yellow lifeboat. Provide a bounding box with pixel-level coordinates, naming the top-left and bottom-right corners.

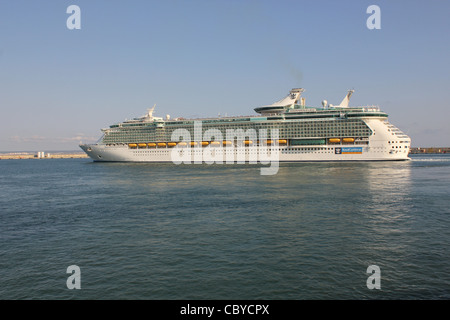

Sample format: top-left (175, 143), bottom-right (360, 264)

top-left (329, 138), bottom-right (341, 143)
top-left (277, 139), bottom-right (287, 145)
top-left (190, 142), bottom-right (198, 147)
top-left (244, 140), bottom-right (253, 145)
top-left (343, 138), bottom-right (355, 143)
top-left (201, 141), bottom-right (209, 146)
top-left (210, 141), bottom-right (220, 147)
top-left (222, 141), bottom-right (232, 146)
top-left (128, 143), bottom-right (137, 148)
top-left (157, 142), bottom-right (166, 147)
top-left (177, 142), bottom-right (187, 147)
top-left (168, 142), bottom-right (177, 147)
top-left (147, 143), bottom-right (156, 148)
top-left (266, 139), bottom-right (273, 145)
top-left (138, 143), bottom-right (147, 148)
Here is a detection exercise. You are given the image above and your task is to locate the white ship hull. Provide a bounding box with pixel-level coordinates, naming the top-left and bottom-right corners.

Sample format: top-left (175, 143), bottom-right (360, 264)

top-left (80, 143), bottom-right (410, 163)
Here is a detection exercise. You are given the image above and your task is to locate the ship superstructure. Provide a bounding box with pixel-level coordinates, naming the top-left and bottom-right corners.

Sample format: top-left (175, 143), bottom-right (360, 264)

top-left (80, 88), bottom-right (411, 162)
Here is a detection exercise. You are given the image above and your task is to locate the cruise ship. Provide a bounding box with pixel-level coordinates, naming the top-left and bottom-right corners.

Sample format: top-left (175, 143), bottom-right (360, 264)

top-left (80, 88), bottom-right (411, 163)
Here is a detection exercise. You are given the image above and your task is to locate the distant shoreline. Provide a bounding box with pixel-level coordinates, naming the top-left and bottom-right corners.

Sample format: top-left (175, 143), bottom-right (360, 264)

top-left (409, 147), bottom-right (449, 154)
top-left (0, 152), bottom-right (88, 160)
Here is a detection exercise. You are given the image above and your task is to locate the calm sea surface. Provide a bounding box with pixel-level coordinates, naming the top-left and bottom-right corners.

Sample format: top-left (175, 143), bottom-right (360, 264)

top-left (0, 154), bottom-right (449, 300)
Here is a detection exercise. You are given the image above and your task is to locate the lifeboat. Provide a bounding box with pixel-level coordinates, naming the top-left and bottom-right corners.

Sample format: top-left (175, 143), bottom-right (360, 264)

top-left (222, 141), bottom-right (232, 146)
top-left (190, 142), bottom-right (198, 147)
top-left (277, 139), bottom-right (287, 144)
top-left (177, 142), bottom-right (187, 147)
top-left (244, 140), bottom-right (253, 145)
top-left (210, 141), bottom-right (220, 147)
top-left (329, 138), bottom-right (341, 143)
top-left (201, 141), bottom-right (209, 146)
top-left (343, 138), bottom-right (355, 143)
top-left (168, 142), bottom-right (177, 147)
top-left (128, 143), bottom-right (137, 148)
top-left (157, 142), bottom-right (166, 147)
top-left (147, 143), bottom-right (156, 148)
top-left (266, 139), bottom-right (273, 145)
top-left (138, 143), bottom-right (147, 148)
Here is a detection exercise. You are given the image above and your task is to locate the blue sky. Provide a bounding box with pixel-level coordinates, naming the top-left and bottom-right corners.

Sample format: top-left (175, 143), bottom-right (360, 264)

top-left (0, 0), bottom-right (449, 151)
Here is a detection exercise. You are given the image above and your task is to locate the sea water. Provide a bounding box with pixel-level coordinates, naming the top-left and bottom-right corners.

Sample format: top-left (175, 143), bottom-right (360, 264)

top-left (0, 154), bottom-right (449, 299)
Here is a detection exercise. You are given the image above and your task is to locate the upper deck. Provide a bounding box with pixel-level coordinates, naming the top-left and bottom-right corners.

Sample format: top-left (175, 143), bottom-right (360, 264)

top-left (108, 89), bottom-right (387, 130)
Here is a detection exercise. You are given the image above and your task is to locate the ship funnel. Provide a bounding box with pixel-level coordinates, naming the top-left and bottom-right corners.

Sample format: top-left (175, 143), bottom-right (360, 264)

top-left (290, 88), bottom-right (304, 104)
top-left (143, 104), bottom-right (157, 121)
top-left (338, 90), bottom-right (354, 108)
top-left (254, 88), bottom-right (305, 114)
